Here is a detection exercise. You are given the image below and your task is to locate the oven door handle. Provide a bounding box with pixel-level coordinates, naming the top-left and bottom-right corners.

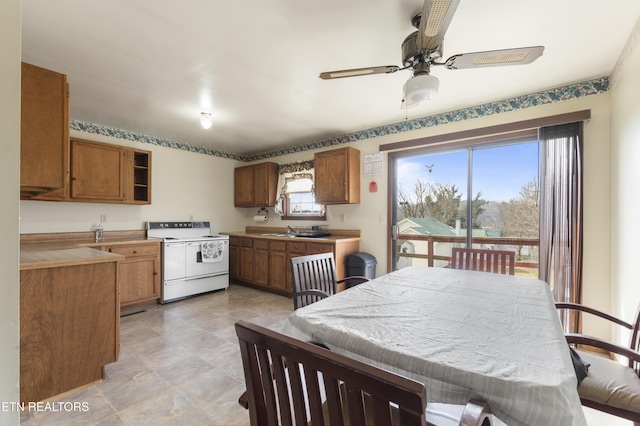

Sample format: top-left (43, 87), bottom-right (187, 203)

top-left (165, 242), bottom-right (186, 247)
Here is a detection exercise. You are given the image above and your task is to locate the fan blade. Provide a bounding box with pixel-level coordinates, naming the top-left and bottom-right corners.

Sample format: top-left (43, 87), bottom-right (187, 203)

top-left (416, 0), bottom-right (460, 52)
top-left (319, 65), bottom-right (400, 80)
top-left (444, 46), bottom-right (545, 70)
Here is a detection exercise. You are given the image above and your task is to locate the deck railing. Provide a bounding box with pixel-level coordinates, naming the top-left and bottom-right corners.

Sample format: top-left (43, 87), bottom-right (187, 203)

top-left (396, 234), bottom-right (539, 269)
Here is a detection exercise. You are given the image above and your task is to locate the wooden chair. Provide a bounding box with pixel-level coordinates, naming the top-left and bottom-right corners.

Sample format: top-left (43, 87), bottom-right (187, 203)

top-left (235, 320), bottom-right (494, 426)
top-left (555, 302), bottom-right (640, 424)
top-left (450, 248), bottom-right (515, 275)
top-left (290, 252), bottom-right (369, 310)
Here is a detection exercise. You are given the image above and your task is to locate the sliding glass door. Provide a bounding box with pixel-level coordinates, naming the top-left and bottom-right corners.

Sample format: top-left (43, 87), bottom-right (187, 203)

top-left (390, 139), bottom-right (540, 277)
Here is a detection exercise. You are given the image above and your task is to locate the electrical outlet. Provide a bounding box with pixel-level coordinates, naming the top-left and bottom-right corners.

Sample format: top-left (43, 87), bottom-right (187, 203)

top-left (379, 214), bottom-right (386, 224)
top-left (188, 214), bottom-right (194, 221)
top-left (340, 214), bottom-right (347, 223)
top-left (100, 214), bottom-right (108, 223)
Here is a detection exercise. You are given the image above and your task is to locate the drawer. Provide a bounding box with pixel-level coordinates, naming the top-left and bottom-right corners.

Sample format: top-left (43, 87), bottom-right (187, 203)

top-left (288, 241), bottom-right (307, 254)
top-left (254, 239), bottom-right (269, 250)
top-left (307, 243), bottom-right (332, 255)
top-left (241, 238), bottom-right (254, 248)
top-left (269, 241), bottom-right (287, 252)
top-left (106, 243), bottom-right (158, 257)
top-left (229, 236), bottom-right (239, 247)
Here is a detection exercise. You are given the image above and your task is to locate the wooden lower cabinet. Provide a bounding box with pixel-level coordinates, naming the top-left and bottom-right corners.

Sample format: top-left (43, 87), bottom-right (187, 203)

top-left (254, 240), bottom-right (269, 286)
top-left (20, 260), bottom-right (119, 403)
top-left (229, 235), bottom-right (359, 296)
top-left (269, 241), bottom-right (288, 292)
top-left (96, 241), bottom-right (160, 311)
top-left (239, 238), bottom-right (255, 283)
top-left (229, 237), bottom-right (240, 280)
top-left (118, 257), bottom-right (157, 304)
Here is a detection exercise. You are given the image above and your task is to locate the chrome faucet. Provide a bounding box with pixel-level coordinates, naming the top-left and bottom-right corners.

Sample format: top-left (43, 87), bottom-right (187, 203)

top-left (95, 223), bottom-right (104, 242)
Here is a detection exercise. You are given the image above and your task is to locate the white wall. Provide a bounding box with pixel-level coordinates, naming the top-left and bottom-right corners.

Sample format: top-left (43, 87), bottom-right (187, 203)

top-left (241, 95), bottom-right (613, 339)
top-left (20, 130), bottom-right (246, 236)
top-left (610, 18), bottom-right (640, 342)
top-left (0, 0), bottom-right (21, 423)
top-left (18, 94), bottom-right (614, 340)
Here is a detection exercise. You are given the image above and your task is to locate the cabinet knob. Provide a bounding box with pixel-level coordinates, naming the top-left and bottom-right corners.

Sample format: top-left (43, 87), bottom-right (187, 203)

top-left (108, 248), bottom-right (112, 252)
top-left (133, 250), bottom-right (137, 254)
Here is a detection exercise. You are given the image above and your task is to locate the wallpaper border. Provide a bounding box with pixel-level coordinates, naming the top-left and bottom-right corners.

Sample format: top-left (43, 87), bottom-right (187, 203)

top-left (71, 77), bottom-right (609, 162)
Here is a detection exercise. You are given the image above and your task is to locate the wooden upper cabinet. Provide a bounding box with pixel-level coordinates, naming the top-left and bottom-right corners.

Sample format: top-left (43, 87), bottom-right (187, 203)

top-left (66, 138), bottom-right (151, 204)
top-left (71, 139), bottom-right (125, 201)
top-left (20, 62), bottom-right (70, 198)
top-left (314, 147), bottom-right (361, 204)
top-left (234, 166), bottom-right (255, 207)
top-left (234, 162), bottom-right (279, 207)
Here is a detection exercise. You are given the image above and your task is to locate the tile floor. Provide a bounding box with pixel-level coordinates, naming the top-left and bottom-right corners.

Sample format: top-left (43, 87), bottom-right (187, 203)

top-left (19, 284), bottom-right (292, 426)
top-left (18, 283), bottom-right (632, 425)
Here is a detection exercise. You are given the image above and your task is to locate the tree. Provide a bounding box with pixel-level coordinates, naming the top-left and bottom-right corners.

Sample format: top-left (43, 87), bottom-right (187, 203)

top-left (425, 182), bottom-right (463, 227)
top-left (397, 180), bottom-right (486, 229)
top-left (500, 179), bottom-right (539, 259)
top-left (458, 192), bottom-right (488, 229)
top-left (397, 179), bottom-right (430, 219)
top-left (501, 179), bottom-right (539, 238)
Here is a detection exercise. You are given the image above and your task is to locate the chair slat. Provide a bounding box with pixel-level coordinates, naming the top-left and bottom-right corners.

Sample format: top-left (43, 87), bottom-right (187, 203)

top-left (236, 321), bottom-right (495, 426)
top-left (236, 320), bottom-right (429, 426)
top-left (451, 248), bottom-right (515, 275)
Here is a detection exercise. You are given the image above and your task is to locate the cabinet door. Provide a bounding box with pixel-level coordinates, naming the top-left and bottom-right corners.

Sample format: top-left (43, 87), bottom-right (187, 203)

top-left (314, 147), bottom-right (360, 204)
top-left (119, 257), bottom-right (158, 305)
top-left (269, 241), bottom-right (288, 292)
top-left (229, 237), bottom-right (240, 280)
top-left (254, 248), bottom-right (270, 287)
top-left (253, 162), bottom-right (278, 206)
top-left (234, 166), bottom-right (255, 207)
top-left (20, 62), bottom-right (69, 197)
top-left (71, 139), bottom-right (125, 200)
top-left (239, 239), bottom-right (254, 282)
top-left (269, 250), bottom-right (288, 292)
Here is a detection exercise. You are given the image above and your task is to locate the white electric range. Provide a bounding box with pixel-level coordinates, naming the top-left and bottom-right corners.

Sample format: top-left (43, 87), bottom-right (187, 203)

top-left (147, 221), bottom-right (229, 303)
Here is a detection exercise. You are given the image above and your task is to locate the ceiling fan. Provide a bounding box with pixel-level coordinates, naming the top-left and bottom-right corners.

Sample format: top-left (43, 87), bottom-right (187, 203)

top-left (319, 0), bottom-right (544, 108)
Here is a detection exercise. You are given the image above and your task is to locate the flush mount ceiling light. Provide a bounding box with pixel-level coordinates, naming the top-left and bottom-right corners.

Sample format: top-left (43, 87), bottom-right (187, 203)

top-left (403, 73), bottom-right (439, 105)
top-left (200, 112), bottom-right (213, 129)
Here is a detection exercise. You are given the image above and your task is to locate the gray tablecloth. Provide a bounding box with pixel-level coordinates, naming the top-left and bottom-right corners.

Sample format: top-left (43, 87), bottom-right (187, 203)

top-left (284, 267), bottom-right (586, 426)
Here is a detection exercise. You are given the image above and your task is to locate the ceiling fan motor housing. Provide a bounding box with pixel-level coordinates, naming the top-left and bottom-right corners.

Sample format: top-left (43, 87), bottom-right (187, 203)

top-left (402, 31), bottom-right (442, 68)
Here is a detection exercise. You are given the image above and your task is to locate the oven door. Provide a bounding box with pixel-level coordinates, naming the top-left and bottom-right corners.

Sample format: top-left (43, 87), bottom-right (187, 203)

top-left (164, 242), bottom-right (187, 281)
top-left (186, 240), bottom-right (229, 277)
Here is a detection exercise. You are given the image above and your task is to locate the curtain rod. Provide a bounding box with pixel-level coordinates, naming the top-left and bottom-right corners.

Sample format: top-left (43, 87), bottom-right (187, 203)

top-left (379, 110), bottom-right (591, 152)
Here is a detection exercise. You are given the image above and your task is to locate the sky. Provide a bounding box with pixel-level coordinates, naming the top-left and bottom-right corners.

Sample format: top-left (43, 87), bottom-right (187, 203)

top-left (396, 141), bottom-right (539, 203)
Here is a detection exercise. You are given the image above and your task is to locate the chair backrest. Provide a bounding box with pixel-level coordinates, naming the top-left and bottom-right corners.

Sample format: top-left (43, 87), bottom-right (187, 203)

top-left (235, 320), bottom-right (428, 426)
top-left (291, 252), bottom-right (338, 310)
top-left (451, 248), bottom-right (515, 275)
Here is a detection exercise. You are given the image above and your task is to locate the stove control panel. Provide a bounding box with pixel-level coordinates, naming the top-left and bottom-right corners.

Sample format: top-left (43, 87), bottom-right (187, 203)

top-left (147, 221), bottom-right (211, 230)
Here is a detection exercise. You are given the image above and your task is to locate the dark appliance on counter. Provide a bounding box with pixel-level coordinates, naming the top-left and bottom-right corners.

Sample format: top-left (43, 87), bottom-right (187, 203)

top-left (287, 224), bottom-right (331, 238)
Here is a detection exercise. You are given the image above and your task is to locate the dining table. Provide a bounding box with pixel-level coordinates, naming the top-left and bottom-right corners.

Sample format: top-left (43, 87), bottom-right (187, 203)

top-left (283, 266), bottom-right (587, 426)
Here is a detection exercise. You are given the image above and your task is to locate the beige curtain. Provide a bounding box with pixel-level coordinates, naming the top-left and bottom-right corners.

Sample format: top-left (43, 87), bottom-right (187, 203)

top-left (539, 122), bottom-right (583, 332)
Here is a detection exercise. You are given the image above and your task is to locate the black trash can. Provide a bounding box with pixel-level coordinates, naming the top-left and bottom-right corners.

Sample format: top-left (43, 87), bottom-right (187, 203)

top-left (345, 252), bottom-right (377, 288)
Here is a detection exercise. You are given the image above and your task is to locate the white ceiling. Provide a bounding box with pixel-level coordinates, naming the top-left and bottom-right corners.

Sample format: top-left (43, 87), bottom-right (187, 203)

top-left (21, 1), bottom-right (640, 156)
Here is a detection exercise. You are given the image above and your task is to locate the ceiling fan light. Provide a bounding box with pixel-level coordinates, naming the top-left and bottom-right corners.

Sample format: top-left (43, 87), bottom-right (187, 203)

top-left (403, 74), bottom-right (439, 104)
top-left (200, 112), bottom-right (213, 129)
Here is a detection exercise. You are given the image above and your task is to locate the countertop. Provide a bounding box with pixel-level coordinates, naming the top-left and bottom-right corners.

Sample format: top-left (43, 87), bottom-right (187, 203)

top-left (222, 231), bottom-right (361, 243)
top-left (222, 226), bottom-right (361, 243)
top-left (20, 246), bottom-right (124, 271)
top-left (20, 230), bottom-right (159, 270)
